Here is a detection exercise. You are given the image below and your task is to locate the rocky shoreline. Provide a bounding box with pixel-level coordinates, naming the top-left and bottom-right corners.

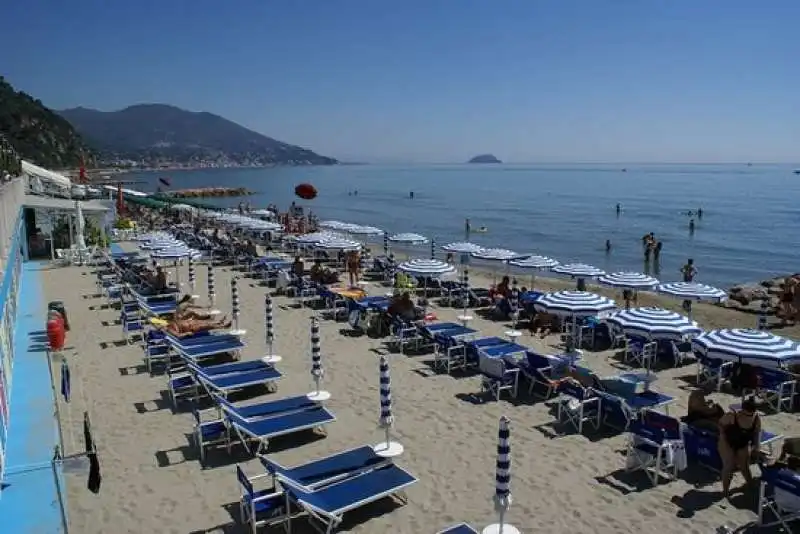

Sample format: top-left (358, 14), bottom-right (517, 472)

top-left (721, 274), bottom-right (797, 315)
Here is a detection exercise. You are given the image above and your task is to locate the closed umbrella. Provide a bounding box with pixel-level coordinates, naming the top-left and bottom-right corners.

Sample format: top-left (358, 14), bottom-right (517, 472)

top-left (262, 294), bottom-right (281, 363)
top-left (372, 354), bottom-right (404, 457)
top-left (307, 317), bottom-right (331, 401)
top-left (483, 416), bottom-right (519, 534)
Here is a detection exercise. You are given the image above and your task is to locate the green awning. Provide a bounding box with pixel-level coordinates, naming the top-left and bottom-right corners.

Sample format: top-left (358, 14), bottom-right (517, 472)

top-left (123, 195), bottom-right (168, 209)
top-left (150, 194), bottom-right (223, 211)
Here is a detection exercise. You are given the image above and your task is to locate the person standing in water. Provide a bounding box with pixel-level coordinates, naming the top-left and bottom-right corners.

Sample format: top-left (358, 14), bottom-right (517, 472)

top-left (689, 218), bottom-right (696, 233)
top-left (465, 218), bottom-right (471, 240)
top-left (409, 191), bottom-right (414, 199)
top-left (615, 203), bottom-right (621, 216)
top-left (697, 207), bottom-right (703, 219)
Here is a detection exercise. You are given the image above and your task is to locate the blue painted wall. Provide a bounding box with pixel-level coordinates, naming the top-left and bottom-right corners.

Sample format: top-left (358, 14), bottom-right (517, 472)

top-left (0, 262), bottom-right (64, 533)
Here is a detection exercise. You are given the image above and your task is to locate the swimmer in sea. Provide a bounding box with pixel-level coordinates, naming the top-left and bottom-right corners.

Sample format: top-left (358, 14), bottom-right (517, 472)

top-left (605, 239), bottom-right (612, 252)
top-left (409, 191), bottom-right (415, 199)
top-left (689, 218), bottom-right (695, 233)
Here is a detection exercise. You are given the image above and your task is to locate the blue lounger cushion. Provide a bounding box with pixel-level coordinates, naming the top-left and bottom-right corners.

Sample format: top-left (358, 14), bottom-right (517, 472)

top-left (481, 343), bottom-right (527, 357)
top-left (229, 405), bottom-right (335, 439)
top-left (218, 395), bottom-right (321, 420)
top-left (261, 446), bottom-right (385, 489)
top-left (200, 368), bottom-right (281, 390)
top-left (177, 340), bottom-right (245, 358)
top-left (469, 337), bottom-right (508, 349)
top-left (168, 333), bottom-right (239, 346)
top-left (197, 359), bottom-right (272, 377)
top-left (284, 463), bottom-right (417, 517)
top-left (433, 326), bottom-right (476, 339)
top-left (438, 524), bottom-right (479, 534)
top-left (627, 390), bottom-right (674, 410)
top-left (424, 322), bottom-right (463, 333)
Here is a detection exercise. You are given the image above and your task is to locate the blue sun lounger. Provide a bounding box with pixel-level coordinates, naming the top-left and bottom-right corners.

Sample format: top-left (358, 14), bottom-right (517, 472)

top-left (219, 395), bottom-right (335, 454)
top-left (259, 446), bottom-right (388, 489)
top-left (214, 393), bottom-right (323, 421)
top-left (169, 336), bottom-right (245, 361)
top-left (279, 463), bottom-right (417, 533)
top-left (189, 360), bottom-right (281, 396)
top-left (437, 524), bottom-right (479, 534)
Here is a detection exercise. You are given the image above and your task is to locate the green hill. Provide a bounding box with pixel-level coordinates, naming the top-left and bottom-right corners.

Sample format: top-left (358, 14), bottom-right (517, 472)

top-left (59, 103), bottom-right (338, 167)
top-left (0, 76), bottom-right (92, 170)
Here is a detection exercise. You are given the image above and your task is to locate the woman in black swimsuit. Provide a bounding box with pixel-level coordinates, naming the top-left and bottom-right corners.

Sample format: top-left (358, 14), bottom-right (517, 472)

top-left (717, 398), bottom-right (761, 498)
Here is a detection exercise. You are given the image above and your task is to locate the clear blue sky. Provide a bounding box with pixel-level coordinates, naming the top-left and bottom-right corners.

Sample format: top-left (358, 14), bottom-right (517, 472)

top-left (2, 1), bottom-right (798, 163)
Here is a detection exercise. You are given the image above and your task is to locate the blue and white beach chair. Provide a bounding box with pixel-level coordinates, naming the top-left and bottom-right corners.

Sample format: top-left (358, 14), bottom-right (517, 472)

top-left (478, 354), bottom-right (520, 401)
top-left (236, 464), bottom-right (287, 533)
top-left (555, 382), bottom-right (601, 435)
top-left (624, 411), bottom-right (684, 485)
top-left (757, 465), bottom-right (800, 532)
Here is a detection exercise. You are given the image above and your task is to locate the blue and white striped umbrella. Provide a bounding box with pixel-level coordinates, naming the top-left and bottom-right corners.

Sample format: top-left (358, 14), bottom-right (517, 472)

top-left (265, 294), bottom-right (274, 353)
top-left (606, 307), bottom-right (702, 341)
top-left (187, 257), bottom-right (196, 291)
top-left (349, 225), bottom-right (383, 237)
top-left (534, 290), bottom-right (617, 317)
top-left (494, 415), bottom-right (512, 510)
top-left (231, 277), bottom-right (240, 330)
top-left (510, 278), bottom-right (520, 328)
top-left (296, 231), bottom-right (338, 245)
top-left (599, 271), bottom-right (659, 290)
top-left (430, 237), bottom-right (436, 260)
top-left (389, 232), bottom-right (429, 244)
top-left (655, 282), bottom-right (727, 302)
top-left (472, 248), bottom-right (522, 261)
top-left (378, 354), bottom-right (394, 428)
top-left (315, 238), bottom-right (361, 251)
top-left (383, 231), bottom-right (389, 256)
top-left (441, 242), bottom-right (484, 254)
top-left (508, 255), bottom-right (559, 270)
top-left (462, 265), bottom-right (470, 313)
top-left (553, 263), bottom-right (606, 278)
top-left (310, 317), bottom-right (324, 390)
top-left (207, 264), bottom-right (216, 306)
top-left (691, 329), bottom-right (800, 369)
top-left (397, 258), bottom-right (455, 278)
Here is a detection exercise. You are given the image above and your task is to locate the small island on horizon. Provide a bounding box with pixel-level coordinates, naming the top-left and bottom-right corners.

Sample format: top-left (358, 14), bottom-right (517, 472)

top-left (468, 154), bottom-right (502, 164)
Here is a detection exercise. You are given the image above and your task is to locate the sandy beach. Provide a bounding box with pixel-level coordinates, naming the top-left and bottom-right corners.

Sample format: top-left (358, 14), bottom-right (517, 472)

top-left (48, 253), bottom-right (800, 534)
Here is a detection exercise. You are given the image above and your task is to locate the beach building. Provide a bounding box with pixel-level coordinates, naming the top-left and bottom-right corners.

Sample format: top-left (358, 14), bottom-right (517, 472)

top-left (0, 149), bottom-right (109, 532)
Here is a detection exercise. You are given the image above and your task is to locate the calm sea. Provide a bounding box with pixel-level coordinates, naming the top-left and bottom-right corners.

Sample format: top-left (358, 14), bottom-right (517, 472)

top-left (124, 163), bottom-right (800, 288)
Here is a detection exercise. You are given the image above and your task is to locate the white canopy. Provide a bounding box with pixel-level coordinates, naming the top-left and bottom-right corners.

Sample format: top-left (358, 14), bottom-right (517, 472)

top-left (21, 160), bottom-right (71, 189)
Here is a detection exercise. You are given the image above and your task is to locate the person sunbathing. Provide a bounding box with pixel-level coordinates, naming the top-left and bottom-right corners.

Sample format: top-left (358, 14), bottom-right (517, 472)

top-left (163, 316), bottom-right (231, 338)
top-left (685, 388), bottom-right (724, 431)
top-left (175, 295), bottom-right (215, 320)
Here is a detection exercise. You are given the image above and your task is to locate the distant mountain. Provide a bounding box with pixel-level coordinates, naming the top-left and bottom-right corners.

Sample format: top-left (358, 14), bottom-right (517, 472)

top-left (0, 76), bottom-right (93, 170)
top-left (59, 104), bottom-right (337, 167)
top-left (468, 154), bottom-right (501, 164)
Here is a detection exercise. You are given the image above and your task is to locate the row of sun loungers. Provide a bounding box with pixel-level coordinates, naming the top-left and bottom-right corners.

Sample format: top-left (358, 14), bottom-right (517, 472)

top-left (97, 248), bottom-right (421, 533)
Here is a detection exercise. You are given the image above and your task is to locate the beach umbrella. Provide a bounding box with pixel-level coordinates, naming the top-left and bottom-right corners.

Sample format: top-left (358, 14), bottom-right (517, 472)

top-left (472, 248), bottom-right (523, 284)
top-left (383, 231), bottom-right (389, 256)
top-left (460, 264), bottom-right (472, 323)
top-left (472, 248), bottom-right (522, 262)
top-left (75, 200), bottom-right (87, 255)
top-left (441, 242), bottom-right (485, 254)
top-left (397, 259), bottom-right (455, 304)
top-left (262, 294), bottom-right (281, 363)
top-left (207, 264), bottom-right (215, 306)
top-left (605, 307), bottom-right (702, 341)
top-left (230, 277), bottom-right (243, 334)
top-left (372, 354), bottom-right (404, 457)
top-left (553, 263), bottom-right (605, 290)
top-left (396, 258), bottom-right (455, 278)
top-left (318, 220), bottom-right (348, 230)
top-left (307, 317), bottom-right (330, 401)
top-left (534, 290), bottom-right (617, 318)
top-left (483, 416), bottom-right (519, 534)
top-left (430, 237), bottom-right (436, 260)
top-left (598, 272), bottom-right (659, 290)
top-left (508, 255), bottom-right (559, 289)
top-left (348, 225), bottom-right (383, 237)
top-left (187, 257), bottom-right (196, 292)
top-left (296, 232), bottom-right (338, 245)
top-left (389, 232), bottom-right (429, 244)
top-left (691, 329), bottom-right (800, 369)
top-left (510, 278), bottom-right (520, 331)
top-left (655, 282), bottom-right (727, 320)
top-left (315, 238), bottom-right (361, 251)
